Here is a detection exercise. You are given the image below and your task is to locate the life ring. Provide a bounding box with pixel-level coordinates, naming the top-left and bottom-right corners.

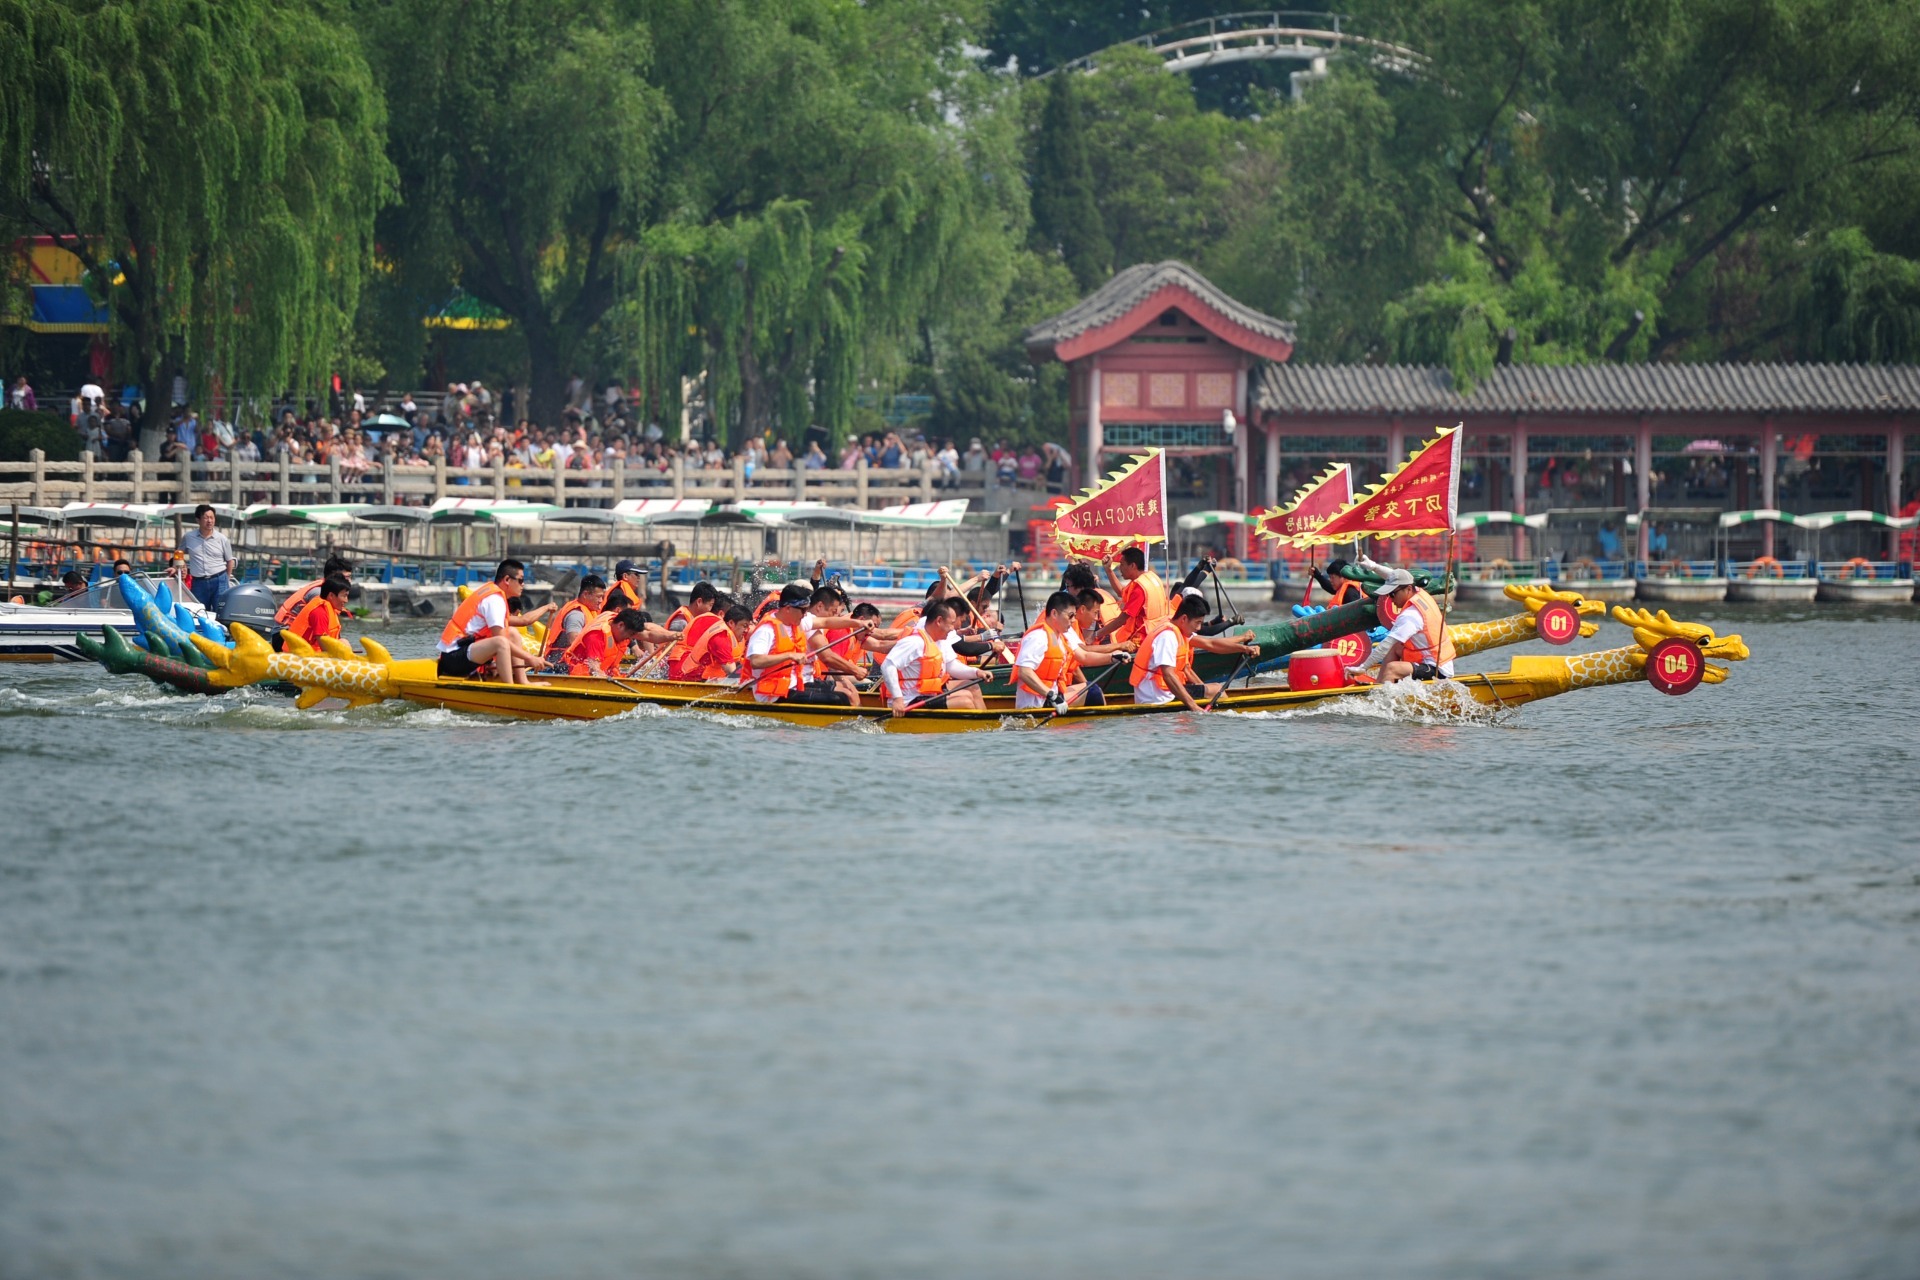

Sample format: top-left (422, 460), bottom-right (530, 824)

top-left (1653, 559), bottom-right (1692, 578)
top-left (1744, 556), bottom-right (1784, 579)
top-left (1485, 557), bottom-right (1513, 580)
top-left (1565, 557), bottom-right (1601, 581)
top-left (1216, 557), bottom-right (1246, 579)
top-left (1843, 557), bottom-right (1876, 579)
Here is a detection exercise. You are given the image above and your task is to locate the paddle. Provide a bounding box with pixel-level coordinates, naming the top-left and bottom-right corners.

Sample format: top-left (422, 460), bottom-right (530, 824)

top-left (1057, 652), bottom-right (1130, 710)
top-left (898, 673), bottom-right (990, 715)
top-left (679, 620), bottom-right (878, 710)
top-left (1010, 563), bottom-right (1030, 631)
top-left (1205, 654), bottom-right (1254, 710)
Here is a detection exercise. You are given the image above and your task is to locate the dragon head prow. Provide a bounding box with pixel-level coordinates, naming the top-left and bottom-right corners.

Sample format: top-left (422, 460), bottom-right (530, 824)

top-left (1506, 581), bottom-right (1606, 615)
top-left (359, 637), bottom-right (394, 665)
top-left (1613, 605), bottom-right (1750, 681)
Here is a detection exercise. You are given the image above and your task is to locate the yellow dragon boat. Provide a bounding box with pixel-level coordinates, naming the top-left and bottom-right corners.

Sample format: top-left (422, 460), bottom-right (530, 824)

top-left (190, 606), bottom-right (1749, 733)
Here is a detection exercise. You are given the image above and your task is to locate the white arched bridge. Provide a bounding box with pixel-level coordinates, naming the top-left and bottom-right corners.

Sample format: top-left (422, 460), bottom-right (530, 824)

top-left (1048, 10), bottom-right (1428, 99)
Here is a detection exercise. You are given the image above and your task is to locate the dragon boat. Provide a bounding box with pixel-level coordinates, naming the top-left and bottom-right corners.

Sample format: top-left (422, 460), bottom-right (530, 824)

top-left (182, 606), bottom-right (1747, 733)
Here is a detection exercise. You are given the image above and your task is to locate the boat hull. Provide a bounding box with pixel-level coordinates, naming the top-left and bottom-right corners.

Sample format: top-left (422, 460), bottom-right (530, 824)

top-left (1814, 578), bottom-right (1916, 603)
top-left (1726, 577), bottom-right (1818, 603)
top-left (1635, 577), bottom-right (1729, 603)
top-left (0, 603), bottom-right (137, 662)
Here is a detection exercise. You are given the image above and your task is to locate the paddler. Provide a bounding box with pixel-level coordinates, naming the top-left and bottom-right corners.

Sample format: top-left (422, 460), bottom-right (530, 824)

top-left (800, 583), bottom-right (872, 706)
top-left (1064, 588), bottom-right (1133, 706)
top-left (1098, 546), bottom-right (1168, 645)
top-left (745, 583), bottom-right (851, 706)
top-left (435, 558), bottom-right (552, 685)
top-left (1129, 594), bottom-right (1258, 712)
top-left (562, 606), bottom-right (649, 677)
top-left (606, 558), bottom-right (648, 612)
top-left (663, 582), bottom-right (729, 680)
top-left (274, 555), bottom-right (355, 626)
top-left (1061, 563), bottom-right (1120, 631)
top-left (685, 603), bottom-right (752, 680)
top-left (539, 574), bottom-right (607, 669)
top-left (286, 576), bottom-right (352, 649)
top-left (1347, 567), bottom-right (1455, 683)
top-left (1013, 591), bottom-right (1087, 710)
top-left (880, 598), bottom-right (986, 716)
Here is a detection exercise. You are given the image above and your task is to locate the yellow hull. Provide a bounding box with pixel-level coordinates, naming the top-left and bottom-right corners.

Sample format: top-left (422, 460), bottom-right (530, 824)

top-left (389, 667), bottom-right (1587, 732)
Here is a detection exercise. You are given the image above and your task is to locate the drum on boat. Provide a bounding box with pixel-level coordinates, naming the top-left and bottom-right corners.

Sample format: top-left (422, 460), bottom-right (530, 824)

top-left (1287, 648), bottom-right (1347, 692)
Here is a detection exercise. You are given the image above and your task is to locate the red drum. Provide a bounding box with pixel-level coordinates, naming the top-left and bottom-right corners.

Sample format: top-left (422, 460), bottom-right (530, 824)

top-left (1288, 648), bottom-right (1347, 692)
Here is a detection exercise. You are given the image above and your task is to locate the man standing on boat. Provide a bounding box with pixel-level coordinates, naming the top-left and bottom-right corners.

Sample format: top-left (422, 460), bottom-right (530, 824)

top-left (179, 504), bottom-right (236, 612)
top-left (1347, 568), bottom-right (1455, 684)
top-left (880, 598), bottom-right (986, 716)
top-left (1099, 546), bottom-right (1168, 646)
top-left (436, 559), bottom-right (551, 684)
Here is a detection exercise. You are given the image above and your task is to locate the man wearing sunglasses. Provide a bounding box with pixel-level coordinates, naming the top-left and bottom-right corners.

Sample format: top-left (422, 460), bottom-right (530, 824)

top-left (436, 558), bottom-right (553, 684)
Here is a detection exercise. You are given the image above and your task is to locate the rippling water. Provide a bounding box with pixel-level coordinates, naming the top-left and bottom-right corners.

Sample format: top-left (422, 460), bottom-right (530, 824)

top-left (2, 605), bottom-right (1917, 1279)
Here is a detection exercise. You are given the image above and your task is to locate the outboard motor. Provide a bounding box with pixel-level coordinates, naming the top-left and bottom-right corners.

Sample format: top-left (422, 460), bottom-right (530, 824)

top-left (219, 582), bottom-right (283, 641)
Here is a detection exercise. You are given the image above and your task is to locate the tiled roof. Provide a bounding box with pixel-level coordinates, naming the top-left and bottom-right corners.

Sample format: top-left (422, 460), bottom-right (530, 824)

top-left (1255, 363), bottom-right (1920, 415)
top-left (1024, 260), bottom-right (1296, 356)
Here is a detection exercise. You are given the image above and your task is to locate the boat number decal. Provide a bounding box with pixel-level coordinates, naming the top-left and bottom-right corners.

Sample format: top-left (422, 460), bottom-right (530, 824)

top-left (1332, 632), bottom-right (1368, 666)
top-left (1536, 601), bottom-right (1580, 646)
top-left (1645, 636), bottom-right (1705, 696)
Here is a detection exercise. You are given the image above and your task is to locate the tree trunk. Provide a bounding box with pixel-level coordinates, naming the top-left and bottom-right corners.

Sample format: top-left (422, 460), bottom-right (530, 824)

top-left (523, 321), bottom-right (574, 430)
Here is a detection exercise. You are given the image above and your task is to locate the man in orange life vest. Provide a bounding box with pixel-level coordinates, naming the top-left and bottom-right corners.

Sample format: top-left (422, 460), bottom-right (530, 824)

top-left (1013, 591), bottom-right (1089, 710)
top-left (606, 559), bottom-right (648, 612)
top-left (287, 576), bottom-right (352, 649)
top-left (539, 574), bottom-right (607, 670)
top-left (661, 580), bottom-right (725, 679)
top-left (683, 603), bottom-right (753, 680)
top-left (800, 583), bottom-right (877, 706)
top-left (878, 597), bottom-right (987, 716)
top-left (1347, 567), bottom-right (1456, 683)
top-left (1130, 594), bottom-right (1259, 712)
top-left (563, 606), bottom-right (649, 677)
top-left (435, 559), bottom-right (553, 684)
top-left (745, 583), bottom-right (853, 705)
top-left (1097, 546), bottom-right (1169, 645)
top-left (274, 555), bottom-right (355, 627)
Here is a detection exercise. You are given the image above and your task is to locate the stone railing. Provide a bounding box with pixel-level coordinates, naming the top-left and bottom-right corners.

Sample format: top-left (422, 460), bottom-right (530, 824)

top-left (0, 450), bottom-right (997, 510)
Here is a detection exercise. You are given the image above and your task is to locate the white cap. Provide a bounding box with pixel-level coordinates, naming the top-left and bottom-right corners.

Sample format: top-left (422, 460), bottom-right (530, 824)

top-left (1371, 568), bottom-right (1416, 596)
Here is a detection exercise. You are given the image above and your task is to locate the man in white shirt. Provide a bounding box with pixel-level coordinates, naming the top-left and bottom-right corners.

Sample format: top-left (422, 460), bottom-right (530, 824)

top-left (1132, 595), bottom-right (1257, 711)
top-left (1348, 567), bottom-right (1455, 682)
top-left (880, 598), bottom-right (985, 716)
top-left (178, 503), bottom-right (236, 610)
top-left (1013, 591), bottom-right (1086, 710)
top-left (435, 558), bottom-right (554, 684)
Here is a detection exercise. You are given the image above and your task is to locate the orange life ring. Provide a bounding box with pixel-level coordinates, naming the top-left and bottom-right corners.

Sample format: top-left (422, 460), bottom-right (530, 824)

top-left (1744, 556), bottom-right (1784, 579)
top-left (1653, 559), bottom-right (1692, 578)
top-left (1565, 557), bottom-right (1601, 581)
top-left (1843, 557), bottom-right (1875, 579)
top-left (1485, 557), bottom-right (1514, 580)
top-left (1216, 557), bottom-right (1246, 579)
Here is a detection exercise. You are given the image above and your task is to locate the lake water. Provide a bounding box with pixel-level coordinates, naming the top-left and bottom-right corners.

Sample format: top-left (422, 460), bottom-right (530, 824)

top-left (2, 604), bottom-right (1916, 1279)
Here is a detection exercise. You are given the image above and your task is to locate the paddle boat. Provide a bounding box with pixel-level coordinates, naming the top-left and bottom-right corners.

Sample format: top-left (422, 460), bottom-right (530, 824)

top-left (182, 605), bottom-right (1746, 732)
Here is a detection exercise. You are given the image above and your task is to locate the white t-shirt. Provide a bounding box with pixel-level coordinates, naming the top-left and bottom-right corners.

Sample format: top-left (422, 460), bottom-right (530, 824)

top-left (440, 590), bottom-right (508, 652)
top-left (1388, 605), bottom-right (1453, 675)
top-left (879, 632), bottom-right (969, 702)
top-left (1134, 628), bottom-right (1186, 706)
top-left (1013, 627), bottom-right (1059, 709)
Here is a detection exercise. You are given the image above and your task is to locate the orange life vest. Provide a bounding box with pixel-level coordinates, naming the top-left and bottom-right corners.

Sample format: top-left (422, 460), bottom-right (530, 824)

top-left (607, 578), bottom-right (644, 611)
top-left (1399, 588), bottom-right (1456, 668)
top-left (658, 604), bottom-right (695, 666)
top-left (1128, 618), bottom-right (1195, 694)
top-left (541, 598), bottom-right (599, 659)
top-left (1113, 570), bottom-right (1168, 643)
top-left (1093, 587), bottom-right (1121, 628)
top-left (289, 595), bottom-right (341, 646)
top-left (890, 605), bottom-right (923, 632)
top-left (564, 615), bottom-right (632, 676)
top-left (750, 617), bottom-right (807, 698)
top-left (274, 578), bottom-right (323, 625)
top-left (821, 623), bottom-right (867, 678)
top-left (684, 620), bottom-right (737, 681)
top-left (668, 612), bottom-right (724, 680)
top-left (439, 582), bottom-right (504, 647)
top-left (1020, 621), bottom-right (1070, 693)
top-left (911, 631), bottom-right (947, 695)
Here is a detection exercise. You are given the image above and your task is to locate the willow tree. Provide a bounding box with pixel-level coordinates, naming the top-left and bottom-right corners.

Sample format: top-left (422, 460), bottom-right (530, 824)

top-left (365, 0), bottom-right (664, 424)
top-left (0, 0), bottom-right (391, 452)
top-left (617, 0), bottom-right (997, 448)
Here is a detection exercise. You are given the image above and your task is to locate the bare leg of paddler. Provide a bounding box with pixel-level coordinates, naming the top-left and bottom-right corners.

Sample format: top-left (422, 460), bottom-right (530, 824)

top-left (947, 682), bottom-right (986, 710)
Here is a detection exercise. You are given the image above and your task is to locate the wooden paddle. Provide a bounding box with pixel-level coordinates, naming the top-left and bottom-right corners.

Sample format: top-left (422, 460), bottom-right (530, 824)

top-left (679, 620), bottom-right (878, 710)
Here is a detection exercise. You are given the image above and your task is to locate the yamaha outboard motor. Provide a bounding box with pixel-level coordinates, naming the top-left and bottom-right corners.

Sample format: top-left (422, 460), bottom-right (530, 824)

top-left (219, 582), bottom-right (283, 641)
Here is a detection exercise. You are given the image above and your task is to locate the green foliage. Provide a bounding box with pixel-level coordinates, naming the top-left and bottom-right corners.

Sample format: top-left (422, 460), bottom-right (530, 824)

top-left (1, 0), bottom-right (393, 448)
top-left (1030, 76), bottom-right (1112, 290)
top-left (0, 410), bottom-right (81, 463)
top-left (1793, 229), bottom-right (1920, 362)
top-left (366, 0), bottom-right (664, 421)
